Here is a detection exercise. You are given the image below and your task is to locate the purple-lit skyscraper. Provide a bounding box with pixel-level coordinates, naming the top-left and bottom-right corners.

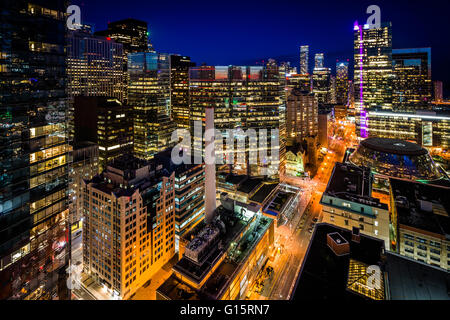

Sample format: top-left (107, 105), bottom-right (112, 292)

top-left (353, 21), bottom-right (393, 139)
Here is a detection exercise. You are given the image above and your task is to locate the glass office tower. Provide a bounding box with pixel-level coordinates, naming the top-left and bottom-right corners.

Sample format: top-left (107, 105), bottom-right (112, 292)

top-left (95, 19), bottom-right (150, 54)
top-left (354, 22), bottom-right (393, 138)
top-left (300, 45), bottom-right (309, 75)
top-left (0, 0), bottom-right (69, 300)
top-left (189, 65), bottom-right (286, 177)
top-left (392, 48), bottom-right (432, 111)
top-left (336, 61), bottom-right (349, 105)
top-left (170, 55), bottom-right (196, 129)
top-left (312, 66), bottom-right (332, 105)
top-left (128, 52), bottom-right (176, 160)
top-left (67, 30), bottom-right (125, 140)
top-left (314, 53), bottom-right (324, 69)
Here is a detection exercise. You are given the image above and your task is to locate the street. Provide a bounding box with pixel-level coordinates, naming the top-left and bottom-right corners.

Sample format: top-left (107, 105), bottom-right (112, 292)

top-left (246, 120), bottom-right (356, 300)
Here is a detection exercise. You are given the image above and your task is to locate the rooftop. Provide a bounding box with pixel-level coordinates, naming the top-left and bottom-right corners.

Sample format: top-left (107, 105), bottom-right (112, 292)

top-left (385, 252), bottom-right (450, 300)
top-left (202, 216), bottom-right (272, 299)
top-left (360, 137), bottom-right (427, 156)
top-left (264, 190), bottom-right (294, 217)
top-left (218, 174), bottom-right (248, 186)
top-left (160, 204), bottom-right (273, 300)
top-left (390, 178), bottom-right (450, 238)
top-left (291, 223), bottom-right (386, 301)
top-left (292, 223), bottom-right (450, 300)
top-left (172, 206), bottom-right (247, 285)
top-left (236, 177), bottom-right (263, 194)
top-left (323, 162), bottom-right (388, 211)
top-left (249, 182), bottom-right (278, 204)
top-left (153, 148), bottom-right (204, 177)
top-left (86, 154), bottom-right (167, 198)
top-left (157, 274), bottom-right (203, 300)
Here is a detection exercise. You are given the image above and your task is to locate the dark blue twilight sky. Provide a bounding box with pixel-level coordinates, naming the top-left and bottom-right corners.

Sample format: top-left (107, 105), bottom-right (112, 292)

top-left (74, 0), bottom-right (450, 97)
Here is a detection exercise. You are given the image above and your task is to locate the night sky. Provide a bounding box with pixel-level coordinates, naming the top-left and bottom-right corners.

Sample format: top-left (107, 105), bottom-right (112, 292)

top-left (74, 0), bottom-right (450, 97)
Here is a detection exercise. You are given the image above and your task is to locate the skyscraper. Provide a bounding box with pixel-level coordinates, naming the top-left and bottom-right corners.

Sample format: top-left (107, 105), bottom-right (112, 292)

top-left (315, 53), bottom-right (324, 69)
top-left (169, 55), bottom-right (196, 129)
top-left (392, 48), bottom-right (432, 110)
top-left (312, 66), bottom-right (332, 105)
top-left (128, 52), bottom-right (176, 160)
top-left (154, 150), bottom-right (206, 251)
top-left (300, 45), bottom-right (309, 75)
top-left (73, 96), bottom-right (133, 170)
top-left (287, 74), bottom-right (312, 93)
top-left (67, 30), bottom-right (125, 140)
top-left (330, 75), bottom-right (337, 104)
top-left (434, 81), bottom-right (444, 102)
top-left (95, 19), bottom-right (150, 54)
top-left (69, 142), bottom-right (99, 230)
top-left (354, 22), bottom-right (393, 138)
top-left (336, 61), bottom-right (349, 105)
top-left (67, 31), bottom-right (125, 101)
top-left (82, 155), bottom-right (176, 299)
top-left (95, 19), bottom-right (150, 105)
top-left (0, 0), bottom-right (69, 300)
top-left (189, 65), bottom-right (285, 177)
top-left (286, 89), bottom-right (318, 146)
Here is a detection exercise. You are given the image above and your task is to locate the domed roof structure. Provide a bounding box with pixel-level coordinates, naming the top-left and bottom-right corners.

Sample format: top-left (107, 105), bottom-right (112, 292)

top-left (349, 138), bottom-right (444, 182)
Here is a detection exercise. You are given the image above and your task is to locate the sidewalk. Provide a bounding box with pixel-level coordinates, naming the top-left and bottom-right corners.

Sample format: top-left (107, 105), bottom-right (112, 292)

top-left (79, 273), bottom-right (115, 300)
top-left (131, 255), bottom-right (178, 300)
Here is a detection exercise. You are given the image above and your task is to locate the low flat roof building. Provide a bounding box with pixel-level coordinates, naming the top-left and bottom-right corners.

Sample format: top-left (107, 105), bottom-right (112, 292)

top-left (320, 162), bottom-right (390, 247)
top-left (291, 223), bottom-right (450, 300)
top-left (216, 174), bottom-right (264, 203)
top-left (390, 178), bottom-right (450, 271)
top-left (156, 197), bottom-right (274, 300)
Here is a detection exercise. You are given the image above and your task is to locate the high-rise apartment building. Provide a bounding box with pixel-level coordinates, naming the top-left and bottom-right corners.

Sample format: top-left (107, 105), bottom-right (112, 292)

top-left (189, 65), bottom-right (286, 177)
top-left (336, 61), bottom-right (349, 105)
top-left (320, 163), bottom-right (390, 247)
top-left (128, 52), bottom-right (176, 160)
top-left (392, 48), bottom-right (432, 110)
top-left (300, 45), bottom-right (309, 74)
top-left (390, 178), bottom-right (449, 271)
top-left (82, 155), bottom-right (176, 299)
top-left (74, 96), bottom-right (133, 170)
top-left (354, 22), bottom-right (393, 138)
top-left (0, 0), bottom-right (69, 300)
top-left (286, 89), bottom-right (318, 146)
top-left (170, 55), bottom-right (196, 129)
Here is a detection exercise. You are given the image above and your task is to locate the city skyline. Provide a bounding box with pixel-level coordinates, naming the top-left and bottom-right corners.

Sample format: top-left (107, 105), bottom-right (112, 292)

top-left (1, 0), bottom-right (449, 304)
top-left (74, 0), bottom-right (450, 97)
